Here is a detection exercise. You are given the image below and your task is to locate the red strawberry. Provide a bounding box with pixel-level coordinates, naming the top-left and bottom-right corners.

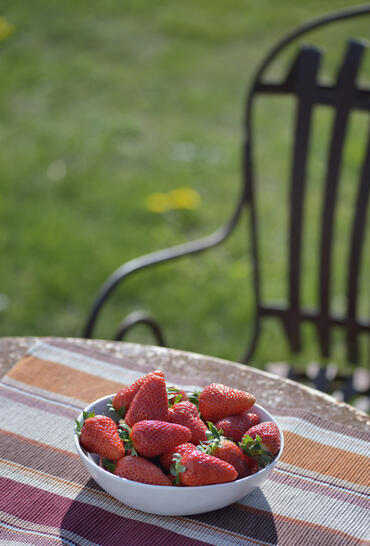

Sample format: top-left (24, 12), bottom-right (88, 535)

top-left (198, 383), bottom-right (256, 423)
top-left (129, 420), bottom-right (191, 458)
top-left (124, 374), bottom-right (169, 427)
top-left (173, 450), bottom-right (237, 486)
top-left (243, 454), bottom-right (259, 476)
top-left (201, 422), bottom-right (257, 479)
top-left (79, 415), bottom-right (125, 460)
top-left (170, 401), bottom-right (199, 418)
top-left (211, 439), bottom-right (257, 479)
top-left (215, 411), bottom-right (260, 443)
top-left (167, 386), bottom-right (189, 406)
top-left (159, 442), bottom-right (197, 472)
top-left (113, 455), bottom-right (172, 486)
top-left (168, 401), bottom-right (208, 445)
top-left (243, 421), bottom-right (280, 456)
top-left (112, 370), bottom-right (164, 413)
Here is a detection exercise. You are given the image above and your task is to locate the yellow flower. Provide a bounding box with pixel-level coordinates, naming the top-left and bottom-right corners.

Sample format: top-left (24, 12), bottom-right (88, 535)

top-left (145, 192), bottom-right (172, 213)
top-left (0, 17), bottom-right (14, 41)
top-left (146, 187), bottom-right (201, 213)
top-left (169, 187), bottom-right (201, 210)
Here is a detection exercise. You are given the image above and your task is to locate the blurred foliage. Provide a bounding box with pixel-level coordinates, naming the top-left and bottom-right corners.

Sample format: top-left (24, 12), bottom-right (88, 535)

top-left (0, 1), bottom-right (368, 371)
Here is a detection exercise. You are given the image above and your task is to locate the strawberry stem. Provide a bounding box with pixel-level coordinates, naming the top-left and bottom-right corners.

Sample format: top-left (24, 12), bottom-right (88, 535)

top-left (118, 422), bottom-right (137, 456)
top-left (169, 453), bottom-right (186, 485)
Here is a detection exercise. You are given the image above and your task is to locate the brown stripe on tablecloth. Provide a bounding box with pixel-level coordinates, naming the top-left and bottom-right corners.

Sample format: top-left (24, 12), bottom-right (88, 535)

top-left (281, 431), bottom-right (370, 486)
top-left (0, 430), bottom-right (94, 487)
top-left (1, 478), bottom-right (207, 546)
top-left (271, 407), bottom-right (370, 441)
top-left (270, 469), bottom-right (369, 508)
top-left (6, 356), bottom-right (124, 404)
top-left (188, 502), bottom-right (363, 546)
top-left (0, 383), bottom-right (79, 418)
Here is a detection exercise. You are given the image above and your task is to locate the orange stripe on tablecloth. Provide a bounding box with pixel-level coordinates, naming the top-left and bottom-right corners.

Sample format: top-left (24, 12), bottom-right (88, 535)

top-left (281, 431), bottom-right (370, 487)
top-left (6, 356), bottom-right (126, 404)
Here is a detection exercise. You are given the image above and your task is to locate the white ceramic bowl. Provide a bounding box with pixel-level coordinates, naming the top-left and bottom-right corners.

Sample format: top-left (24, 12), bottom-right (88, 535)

top-left (74, 394), bottom-right (284, 516)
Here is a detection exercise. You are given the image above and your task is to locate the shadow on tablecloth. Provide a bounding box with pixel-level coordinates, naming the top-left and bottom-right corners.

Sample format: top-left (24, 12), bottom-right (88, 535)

top-left (60, 479), bottom-right (277, 545)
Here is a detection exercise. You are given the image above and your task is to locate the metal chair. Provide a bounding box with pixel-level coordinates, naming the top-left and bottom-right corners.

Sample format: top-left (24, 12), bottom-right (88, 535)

top-left (83, 6), bottom-right (370, 404)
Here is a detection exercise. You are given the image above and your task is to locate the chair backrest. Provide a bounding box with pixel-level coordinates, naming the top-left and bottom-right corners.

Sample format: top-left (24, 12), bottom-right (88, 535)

top-left (83, 6), bottom-right (370, 387)
top-left (242, 6), bottom-right (370, 365)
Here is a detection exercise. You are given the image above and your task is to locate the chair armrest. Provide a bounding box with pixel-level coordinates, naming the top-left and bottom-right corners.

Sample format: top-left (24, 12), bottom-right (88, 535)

top-left (83, 216), bottom-right (241, 338)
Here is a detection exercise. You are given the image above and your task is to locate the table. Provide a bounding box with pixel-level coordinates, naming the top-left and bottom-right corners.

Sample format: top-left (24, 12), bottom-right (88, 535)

top-left (0, 336), bottom-right (369, 545)
top-left (1, 336), bottom-right (368, 430)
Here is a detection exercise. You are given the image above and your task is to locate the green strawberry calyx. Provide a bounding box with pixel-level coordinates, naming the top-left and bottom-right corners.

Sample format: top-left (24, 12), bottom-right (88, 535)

top-left (239, 434), bottom-right (274, 469)
top-left (169, 453), bottom-right (186, 485)
top-left (117, 421), bottom-right (137, 456)
top-left (102, 458), bottom-right (116, 473)
top-left (187, 390), bottom-right (201, 407)
top-left (107, 398), bottom-right (126, 420)
top-left (75, 410), bottom-right (95, 436)
top-left (167, 386), bottom-right (184, 407)
top-left (197, 422), bottom-right (225, 454)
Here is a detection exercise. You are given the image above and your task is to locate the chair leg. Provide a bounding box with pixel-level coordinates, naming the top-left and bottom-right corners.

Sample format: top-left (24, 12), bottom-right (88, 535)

top-left (240, 318), bottom-right (261, 364)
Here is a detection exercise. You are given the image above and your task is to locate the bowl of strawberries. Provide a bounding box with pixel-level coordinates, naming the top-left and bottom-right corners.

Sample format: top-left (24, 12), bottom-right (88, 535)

top-left (74, 370), bottom-right (284, 515)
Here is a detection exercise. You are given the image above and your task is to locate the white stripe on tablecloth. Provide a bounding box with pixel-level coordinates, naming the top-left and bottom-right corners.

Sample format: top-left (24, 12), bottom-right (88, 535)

top-left (0, 393), bottom-right (76, 453)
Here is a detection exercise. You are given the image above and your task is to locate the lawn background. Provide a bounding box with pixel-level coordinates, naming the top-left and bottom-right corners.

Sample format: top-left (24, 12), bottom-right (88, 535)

top-left (0, 0), bottom-right (369, 371)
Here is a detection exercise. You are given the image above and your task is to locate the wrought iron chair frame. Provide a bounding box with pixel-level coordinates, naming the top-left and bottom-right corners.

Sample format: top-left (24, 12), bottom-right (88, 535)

top-left (83, 6), bottom-right (370, 398)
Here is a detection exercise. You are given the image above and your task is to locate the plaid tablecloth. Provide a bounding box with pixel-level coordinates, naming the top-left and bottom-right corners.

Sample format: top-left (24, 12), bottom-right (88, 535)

top-left (0, 340), bottom-right (369, 545)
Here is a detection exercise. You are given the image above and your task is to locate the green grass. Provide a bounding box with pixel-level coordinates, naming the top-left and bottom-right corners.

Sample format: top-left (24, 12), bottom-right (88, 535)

top-left (0, 1), bottom-right (369, 371)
